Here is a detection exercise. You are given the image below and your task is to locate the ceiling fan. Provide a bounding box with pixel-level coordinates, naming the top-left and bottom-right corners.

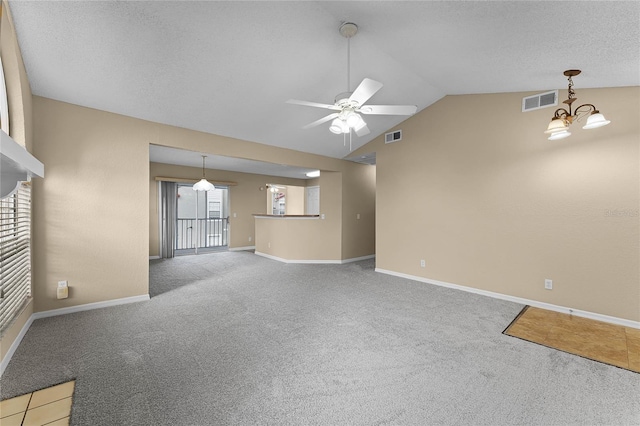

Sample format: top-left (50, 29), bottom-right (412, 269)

top-left (286, 22), bottom-right (417, 148)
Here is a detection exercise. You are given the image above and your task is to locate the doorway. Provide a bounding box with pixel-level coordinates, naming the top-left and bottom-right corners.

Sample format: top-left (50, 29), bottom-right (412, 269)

top-left (175, 184), bottom-right (229, 255)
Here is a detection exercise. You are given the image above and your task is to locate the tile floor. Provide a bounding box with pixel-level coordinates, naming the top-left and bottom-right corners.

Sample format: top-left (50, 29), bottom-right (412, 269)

top-left (505, 306), bottom-right (640, 373)
top-left (0, 380), bottom-right (74, 426)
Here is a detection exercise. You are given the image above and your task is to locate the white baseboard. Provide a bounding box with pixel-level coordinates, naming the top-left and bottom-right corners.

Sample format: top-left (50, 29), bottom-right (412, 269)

top-left (254, 251), bottom-right (341, 264)
top-left (341, 254), bottom-right (375, 264)
top-left (255, 252), bottom-right (375, 264)
top-left (1, 294), bottom-right (150, 377)
top-left (32, 295), bottom-right (150, 320)
top-left (1, 314), bottom-right (35, 377)
top-left (375, 268), bottom-right (640, 329)
top-left (149, 255), bottom-right (160, 260)
top-left (229, 246), bottom-right (255, 251)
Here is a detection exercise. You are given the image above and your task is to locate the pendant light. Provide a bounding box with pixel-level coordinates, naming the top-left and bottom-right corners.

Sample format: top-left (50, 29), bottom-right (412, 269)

top-left (193, 155), bottom-right (215, 191)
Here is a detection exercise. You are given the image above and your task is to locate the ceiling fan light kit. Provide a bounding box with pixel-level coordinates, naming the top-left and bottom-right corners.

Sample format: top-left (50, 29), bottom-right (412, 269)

top-left (286, 22), bottom-right (417, 149)
top-left (544, 70), bottom-right (610, 140)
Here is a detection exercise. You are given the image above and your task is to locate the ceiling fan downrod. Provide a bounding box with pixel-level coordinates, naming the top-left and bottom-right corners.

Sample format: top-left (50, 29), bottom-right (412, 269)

top-left (339, 22), bottom-right (358, 93)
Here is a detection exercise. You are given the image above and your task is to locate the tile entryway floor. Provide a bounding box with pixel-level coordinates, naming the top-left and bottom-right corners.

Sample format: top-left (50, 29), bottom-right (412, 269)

top-left (505, 306), bottom-right (640, 373)
top-left (0, 380), bottom-right (74, 425)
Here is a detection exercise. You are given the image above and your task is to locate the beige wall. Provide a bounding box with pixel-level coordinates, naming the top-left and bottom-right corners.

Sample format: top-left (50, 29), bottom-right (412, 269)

top-left (341, 164), bottom-right (376, 260)
top-left (153, 122), bottom-right (348, 174)
top-left (255, 218), bottom-right (332, 260)
top-left (306, 177), bottom-right (320, 187)
top-left (285, 185), bottom-right (305, 215)
top-left (352, 87), bottom-right (640, 322)
top-left (0, 1), bottom-right (34, 361)
top-left (149, 162), bottom-right (307, 254)
top-left (32, 97), bottom-right (151, 312)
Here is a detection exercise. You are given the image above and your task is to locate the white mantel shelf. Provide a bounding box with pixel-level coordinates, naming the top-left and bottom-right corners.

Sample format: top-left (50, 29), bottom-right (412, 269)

top-left (0, 130), bottom-right (44, 198)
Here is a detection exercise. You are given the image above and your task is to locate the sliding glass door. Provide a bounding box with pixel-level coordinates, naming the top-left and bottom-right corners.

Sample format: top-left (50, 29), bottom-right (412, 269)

top-left (175, 184), bottom-right (229, 254)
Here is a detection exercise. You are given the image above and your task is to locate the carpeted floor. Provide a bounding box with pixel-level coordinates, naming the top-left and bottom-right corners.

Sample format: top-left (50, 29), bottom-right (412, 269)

top-left (2, 251), bottom-right (639, 425)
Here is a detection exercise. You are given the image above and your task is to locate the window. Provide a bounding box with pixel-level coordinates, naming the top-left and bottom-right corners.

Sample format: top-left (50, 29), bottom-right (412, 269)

top-left (0, 181), bottom-right (32, 333)
top-left (208, 201), bottom-right (221, 218)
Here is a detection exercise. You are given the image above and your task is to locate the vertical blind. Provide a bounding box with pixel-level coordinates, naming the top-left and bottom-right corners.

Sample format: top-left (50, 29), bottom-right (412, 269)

top-left (0, 181), bottom-right (31, 333)
top-left (160, 181), bottom-right (177, 259)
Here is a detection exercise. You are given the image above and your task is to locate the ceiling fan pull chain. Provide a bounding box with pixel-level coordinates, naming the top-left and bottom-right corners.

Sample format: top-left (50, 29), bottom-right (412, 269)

top-left (350, 129), bottom-right (353, 152)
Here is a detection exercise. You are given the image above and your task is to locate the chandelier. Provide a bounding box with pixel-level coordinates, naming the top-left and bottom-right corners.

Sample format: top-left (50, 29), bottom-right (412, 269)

top-left (193, 155), bottom-right (215, 191)
top-left (544, 70), bottom-right (610, 140)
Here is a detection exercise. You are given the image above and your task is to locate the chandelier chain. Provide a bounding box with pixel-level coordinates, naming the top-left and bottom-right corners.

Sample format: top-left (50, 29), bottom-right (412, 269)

top-left (567, 75), bottom-right (575, 100)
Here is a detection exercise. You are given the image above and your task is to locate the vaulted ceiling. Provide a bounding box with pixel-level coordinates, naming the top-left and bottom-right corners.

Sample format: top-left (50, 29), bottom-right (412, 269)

top-left (9, 1), bottom-right (640, 163)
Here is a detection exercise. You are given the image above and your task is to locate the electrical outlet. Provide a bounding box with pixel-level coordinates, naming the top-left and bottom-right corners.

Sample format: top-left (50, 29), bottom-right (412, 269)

top-left (545, 279), bottom-right (553, 290)
top-left (420, 259), bottom-right (426, 268)
top-left (356, 213), bottom-right (360, 220)
top-left (321, 214), bottom-right (325, 219)
top-left (268, 242), bottom-right (271, 248)
top-left (57, 280), bottom-right (68, 299)
top-left (248, 236), bottom-right (252, 242)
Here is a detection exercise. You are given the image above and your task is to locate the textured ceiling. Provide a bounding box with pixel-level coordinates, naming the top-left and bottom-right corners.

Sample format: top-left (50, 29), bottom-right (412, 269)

top-left (9, 1), bottom-right (640, 164)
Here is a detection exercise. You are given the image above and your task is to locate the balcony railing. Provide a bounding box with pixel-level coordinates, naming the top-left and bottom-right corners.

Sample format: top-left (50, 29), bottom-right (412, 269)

top-left (176, 218), bottom-right (228, 250)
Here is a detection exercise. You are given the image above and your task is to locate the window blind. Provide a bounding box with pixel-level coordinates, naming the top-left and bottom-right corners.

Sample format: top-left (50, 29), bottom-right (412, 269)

top-left (0, 181), bottom-right (31, 333)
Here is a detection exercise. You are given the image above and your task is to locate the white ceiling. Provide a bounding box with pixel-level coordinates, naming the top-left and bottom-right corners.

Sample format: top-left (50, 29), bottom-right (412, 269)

top-left (9, 1), bottom-right (640, 165)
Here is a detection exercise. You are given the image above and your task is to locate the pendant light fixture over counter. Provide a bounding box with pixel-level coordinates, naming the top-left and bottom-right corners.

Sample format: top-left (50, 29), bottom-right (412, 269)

top-left (193, 155), bottom-right (215, 192)
top-left (544, 70), bottom-right (611, 141)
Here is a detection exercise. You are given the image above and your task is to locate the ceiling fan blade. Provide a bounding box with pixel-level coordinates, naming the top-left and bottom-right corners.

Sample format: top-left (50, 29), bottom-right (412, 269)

top-left (355, 124), bottom-right (370, 137)
top-left (359, 104), bottom-right (417, 115)
top-left (349, 78), bottom-right (384, 106)
top-left (303, 113), bottom-right (339, 129)
top-left (286, 99), bottom-right (340, 110)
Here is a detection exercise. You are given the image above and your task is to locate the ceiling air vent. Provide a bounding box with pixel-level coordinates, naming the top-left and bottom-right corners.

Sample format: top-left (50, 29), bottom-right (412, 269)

top-left (522, 90), bottom-right (558, 112)
top-left (385, 130), bottom-right (402, 144)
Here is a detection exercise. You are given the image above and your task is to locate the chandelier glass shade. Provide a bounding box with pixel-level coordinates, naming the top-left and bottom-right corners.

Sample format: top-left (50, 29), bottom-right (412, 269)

top-left (582, 112), bottom-right (610, 130)
top-left (544, 117), bottom-right (569, 134)
top-left (547, 129), bottom-right (571, 140)
top-left (544, 70), bottom-right (610, 141)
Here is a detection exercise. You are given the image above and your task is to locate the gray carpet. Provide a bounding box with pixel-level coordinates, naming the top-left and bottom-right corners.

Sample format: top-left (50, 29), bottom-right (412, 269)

top-left (2, 252), bottom-right (639, 425)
